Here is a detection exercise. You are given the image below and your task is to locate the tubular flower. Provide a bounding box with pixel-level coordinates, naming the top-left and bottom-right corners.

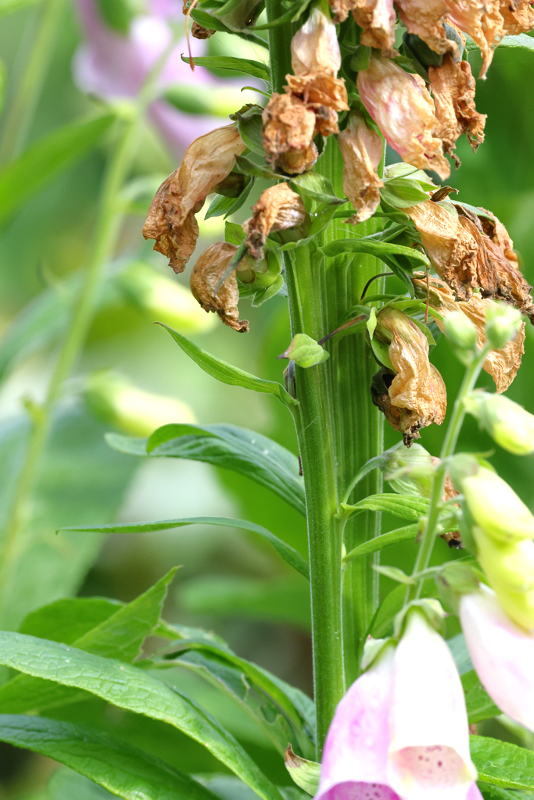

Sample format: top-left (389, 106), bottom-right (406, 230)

top-left (338, 114), bottom-right (384, 224)
top-left (351, 0), bottom-right (397, 52)
top-left (460, 586), bottom-right (534, 731)
top-left (428, 55), bottom-right (486, 162)
top-left (405, 200), bottom-right (534, 322)
top-left (315, 612), bottom-right (478, 800)
top-left (395, 0), bottom-right (451, 54)
top-left (244, 183), bottom-right (307, 260)
top-left (414, 273), bottom-right (525, 392)
top-left (143, 125), bottom-right (245, 272)
top-left (357, 56), bottom-right (450, 179)
top-left (372, 308), bottom-right (447, 444)
top-left (190, 243), bottom-right (249, 332)
top-left (464, 390), bottom-right (534, 454)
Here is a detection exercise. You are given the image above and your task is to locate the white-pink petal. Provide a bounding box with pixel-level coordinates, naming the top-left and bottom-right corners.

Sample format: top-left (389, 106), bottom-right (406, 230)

top-left (388, 613), bottom-right (476, 799)
top-left (460, 588), bottom-right (534, 732)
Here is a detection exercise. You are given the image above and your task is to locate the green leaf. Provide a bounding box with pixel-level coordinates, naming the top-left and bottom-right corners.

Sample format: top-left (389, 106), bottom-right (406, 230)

top-left (236, 108), bottom-right (264, 156)
top-left (462, 670), bottom-right (500, 724)
top-left (375, 565), bottom-right (414, 585)
top-left (47, 769), bottom-right (115, 800)
top-left (322, 238), bottom-right (429, 268)
top-left (234, 153), bottom-right (276, 180)
top-left (344, 524), bottom-right (418, 562)
top-left (190, 8), bottom-right (267, 47)
top-left (250, 0), bottom-right (312, 29)
top-left (0, 0), bottom-right (38, 15)
top-left (283, 334), bottom-right (329, 368)
top-left (369, 584), bottom-right (406, 638)
top-left (201, 776), bottom-right (308, 800)
top-left (204, 177), bottom-right (254, 220)
top-left (182, 55), bottom-right (270, 81)
top-left (108, 422), bottom-right (305, 515)
top-left (478, 783), bottom-right (534, 800)
top-left (341, 493), bottom-right (429, 521)
top-left (0, 632), bottom-right (284, 800)
top-left (19, 597), bottom-right (120, 643)
top-left (471, 736), bottom-right (534, 791)
top-left (60, 516), bottom-right (308, 579)
top-left (159, 324), bottom-right (298, 408)
top-left (0, 115), bottom-right (115, 225)
top-left (0, 569), bottom-right (177, 713)
top-left (0, 715), bottom-right (219, 800)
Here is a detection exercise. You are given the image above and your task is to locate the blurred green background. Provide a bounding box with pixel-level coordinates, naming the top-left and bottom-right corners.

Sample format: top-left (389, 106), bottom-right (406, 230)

top-left (0, 2), bottom-right (533, 796)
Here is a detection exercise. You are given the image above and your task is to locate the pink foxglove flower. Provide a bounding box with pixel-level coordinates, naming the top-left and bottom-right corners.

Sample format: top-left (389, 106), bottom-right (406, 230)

top-left (460, 587), bottom-right (534, 732)
top-left (74, 0), bottom-right (219, 154)
top-left (315, 612), bottom-right (478, 800)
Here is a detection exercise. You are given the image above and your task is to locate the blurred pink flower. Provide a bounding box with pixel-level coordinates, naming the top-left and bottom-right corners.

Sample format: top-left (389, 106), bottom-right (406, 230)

top-left (74, 0), bottom-right (220, 154)
top-left (460, 587), bottom-right (534, 732)
top-left (316, 612), bottom-right (478, 800)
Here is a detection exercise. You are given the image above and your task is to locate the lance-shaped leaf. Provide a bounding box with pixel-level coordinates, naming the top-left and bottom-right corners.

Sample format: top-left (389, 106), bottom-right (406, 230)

top-left (181, 55), bottom-right (270, 81)
top-left (341, 493), bottom-right (429, 521)
top-left (0, 632), bottom-right (284, 800)
top-left (470, 736), bottom-right (534, 791)
top-left (0, 715), bottom-right (219, 800)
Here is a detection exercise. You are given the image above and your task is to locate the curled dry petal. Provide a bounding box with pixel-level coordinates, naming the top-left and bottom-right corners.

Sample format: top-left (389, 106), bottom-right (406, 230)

top-left (445, 0), bottom-right (503, 78)
top-left (262, 93), bottom-right (318, 175)
top-left (373, 308), bottom-right (447, 443)
top-left (460, 587), bottom-right (534, 732)
top-left (285, 73), bottom-right (349, 115)
top-left (291, 7), bottom-right (341, 77)
top-left (406, 200), bottom-right (534, 322)
top-left (357, 56), bottom-right (450, 179)
top-left (244, 183), bottom-right (307, 260)
top-left (396, 0), bottom-right (451, 54)
top-left (414, 273), bottom-right (525, 392)
top-left (352, 0), bottom-right (396, 52)
top-left (328, 0), bottom-right (355, 22)
top-left (143, 125), bottom-right (245, 273)
top-left (500, 0), bottom-right (534, 34)
top-left (428, 55), bottom-right (486, 161)
top-left (190, 243), bottom-right (249, 332)
top-left (338, 114), bottom-right (383, 223)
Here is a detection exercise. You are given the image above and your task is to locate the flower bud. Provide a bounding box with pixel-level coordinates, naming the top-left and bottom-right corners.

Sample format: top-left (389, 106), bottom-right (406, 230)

top-left (452, 461), bottom-right (534, 544)
top-left (464, 390), bottom-right (534, 455)
top-left (443, 310), bottom-right (478, 351)
top-left (484, 301), bottom-right (523, 349)
top-left (383, 441), bottom-right (435, 496)
top-left (282, 333), bottom-right (329, 368)
top-left (85, 372), bottom-right (194, 437)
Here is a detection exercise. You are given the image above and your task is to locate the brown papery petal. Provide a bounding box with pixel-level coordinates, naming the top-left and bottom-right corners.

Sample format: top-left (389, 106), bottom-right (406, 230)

top-left (338, 114), bottom-right (383, 223)
top-left (445, 0), bottom-right (503, 78)
top-left (262, 93), bottom-right (318, 175)
top-left (285, 73), bottom-right (349, 114)
top-left (373, 308), bottom-right (447, 443)
top-left (143, 125), bottom-right (245, 273)
top-left (244, 183), bottom-right (306, 260)
top-left (413, 273), bottom-right (525, 392)
top-left (329, 0), bottom-right (355, 22)
top-left (429, 55), bottom-right (486, 160)
top-left (291, 7), bottom-right (342, 77)
top-left (396, 0), bottom-right (451, 53)
top-left (352, 0), bottom-right (396, 52)
top-left (190, 243), bottom-right (249, 332)
top-left (501, 0), bottom-right (534, 34)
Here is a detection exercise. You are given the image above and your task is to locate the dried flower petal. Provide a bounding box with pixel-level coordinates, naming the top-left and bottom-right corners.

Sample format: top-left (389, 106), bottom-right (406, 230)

top-left (501, 0), bottom-right (534, 34)
top-left (338, 114), bottom-right (383, 223)
top-left (143, 125), bottom-right (245, 272)
top-left (291, 7), bottom-right (342, 76)
top-left (190, 242), bottom-right (249, 332)
top-left (244, 183), bottom-right (307, 260)
top-left (285, 73), bottom-right (349, 114)
top-left (191, 21), bottom-right (216, 38)
top-left (446, 0), bottom-right (503, 78)
top-left (396, 0), bottom-right (451, 54)
top-left (428, 55), bottom-right (486, 161)
top-left (358, 56), bottom-right (450, 179)
top-left (262, 92), bottom-right (318, 175)
top-left (352, 0), bottom-right (396, 52)
top-left (414, 273), bottom-right (525, 392)
top-left (328, 0), bottom-right (355, 22)
top-left (372, 308), bottom-right (447, 443)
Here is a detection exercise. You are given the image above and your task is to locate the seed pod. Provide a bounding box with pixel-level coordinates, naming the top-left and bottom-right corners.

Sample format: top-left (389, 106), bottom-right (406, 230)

top-left (143, 125), bottom-right (245, 273)
top-left (190, 242), bottom-right (249, 332)
top-left (244, 183), bottom-right (307, 260)
top-left (262, 93), bottom-right (318, 175)
top-left (338, 113), bottom-right (383, 224)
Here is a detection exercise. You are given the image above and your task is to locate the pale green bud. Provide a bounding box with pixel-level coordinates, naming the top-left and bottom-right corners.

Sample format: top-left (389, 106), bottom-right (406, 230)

top-left (282, 334), bottom-right (329, 368)
top-left (383, 441), bottom-right (435, 496)
top-left (464, 391), bottom-right (534, 455)
top-left (484, 301), bottom-right (522, 350)
top-left (457, 463), bottom-right (534, 544)
top-left (284, 746), bottom-right (320, 796)
top-left (473, 527), bottom-right (534, 631)
top-left (443, 311), bottom-right (478, 351)
top-left (85, 372), bottom-right (195, 437)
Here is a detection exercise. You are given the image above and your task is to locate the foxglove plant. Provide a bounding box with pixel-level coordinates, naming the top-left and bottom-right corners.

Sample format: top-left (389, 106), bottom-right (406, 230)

top-left (2, 1), bottom-right (534, 799)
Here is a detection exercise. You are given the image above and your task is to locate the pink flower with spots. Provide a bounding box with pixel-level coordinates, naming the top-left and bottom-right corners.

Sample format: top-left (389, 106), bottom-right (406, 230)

top-left (73, 0), bottom-right (219, 154)
top-left (315, 611), bottom-right (480, 800)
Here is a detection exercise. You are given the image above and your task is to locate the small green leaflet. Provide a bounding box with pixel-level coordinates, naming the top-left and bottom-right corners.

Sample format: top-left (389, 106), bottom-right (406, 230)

top-left (344, 524), bottom-right (419, 562)
top-left (471, 736), bottom-right (534, 791)
top-left (322, 238), bottom-right (429, 268)
top-left (181, 55), bottom-right (270, 82)
top-left (341, 493), bottom-right (429, 521)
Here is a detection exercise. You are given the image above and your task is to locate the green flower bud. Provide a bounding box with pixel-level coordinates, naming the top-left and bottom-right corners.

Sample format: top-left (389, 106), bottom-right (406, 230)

top-left (455, 462), bottom-right (534, 544)
top-left (484, 301), bottom-right (522, 350)
top-left (443, 311), bottom-right (478, 351)
top-left (464, 391), bottom-right (534, 455)
top-left (282, 333), bottom-right (329, 368)
top-left (473, 527), bottom-right (534, 631)
top-left (85, 372), bottom-right (195, 437)
top-left (383, 441), bottom-right (435, 496)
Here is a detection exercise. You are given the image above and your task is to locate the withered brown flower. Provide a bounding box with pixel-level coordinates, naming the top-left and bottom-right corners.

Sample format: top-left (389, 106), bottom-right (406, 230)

top-left (352, 0), bottom-right (396, 52)
top-left (500, 0), bottom-right (534, 34)
top-left (338, 113), bottom-right (383, 224)
top-left (414, 273), bottom-right (525, 392)
top-left (428, 54), bottom-right (486, 162)
top-left (244, 183), bottom-right (307, 260)
top-left (143, 125), bottom-right (245, 273)
top-left (291, 6), bottom-right (342, 76)
top-left (357, 56), bottom-right (450, 179)
top-left (372, 307), bottom-right (447, 443)
top-left (190, 242), bottom-right (249, 332)
top-left (396, 0), bottom-right (451, 54)
top-left (446, 0), bottom-right (503, 78)
top-left (406, 200), bottom-right (534, 321)
top-left (262, 93), bottom-right (318, 175)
